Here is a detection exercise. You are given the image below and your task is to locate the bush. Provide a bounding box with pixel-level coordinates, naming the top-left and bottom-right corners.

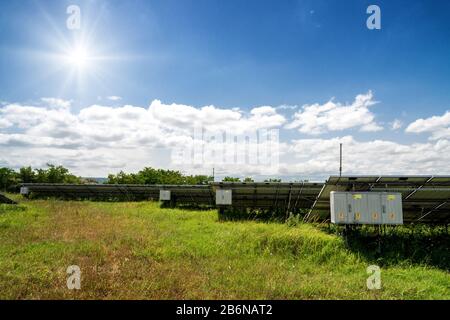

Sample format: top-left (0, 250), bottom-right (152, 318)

top-left (0, 164), bottom-right (83, 192)
top-left (106, 167), bottom-right (213, 185)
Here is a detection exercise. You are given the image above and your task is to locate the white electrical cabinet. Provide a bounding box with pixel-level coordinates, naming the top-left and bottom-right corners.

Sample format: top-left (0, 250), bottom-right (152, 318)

top-left (216, 189), bottom-right (232, 205)
top-left (330, 191), bottom-right (403, 225)
top-left (20, 187), bottom-right (29, 195)
top-left (159, 190), bottom-right (171, 201)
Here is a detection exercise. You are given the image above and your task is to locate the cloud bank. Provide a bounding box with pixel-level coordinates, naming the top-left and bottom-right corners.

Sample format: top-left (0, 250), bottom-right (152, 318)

top-left (406, 111), bottom-right (450, 140)
top-left (285, 91), bottom-right (383, 134)
top-left (1, 93), bottom-right (449, 179)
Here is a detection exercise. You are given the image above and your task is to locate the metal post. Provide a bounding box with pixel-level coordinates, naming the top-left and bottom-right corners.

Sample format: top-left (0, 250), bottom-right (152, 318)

top-left (339, 143), bottom-right (343, 177)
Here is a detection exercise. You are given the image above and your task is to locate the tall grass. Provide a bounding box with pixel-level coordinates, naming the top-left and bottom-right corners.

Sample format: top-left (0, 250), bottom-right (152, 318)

top-left (0, 198), bottom-right (448, 299)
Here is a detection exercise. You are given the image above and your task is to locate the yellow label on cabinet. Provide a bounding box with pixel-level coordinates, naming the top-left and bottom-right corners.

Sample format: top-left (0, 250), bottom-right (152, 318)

top-left (389, 213), bottom-right (395, 220)
top-left (387, 195), bottom-right (396, 201)
top-left (355, 212), bottom-right (361, 220)
top-left (372, 213), bottom-right (379, 220)
top-left (353, 194), bottom-right (362, 200)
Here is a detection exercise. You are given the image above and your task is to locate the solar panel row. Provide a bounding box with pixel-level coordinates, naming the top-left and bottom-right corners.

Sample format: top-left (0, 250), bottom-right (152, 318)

top-left (212, 182), bottom-right (323, 215)
top-left (21, 175), bottom-right (450, 225)
top-left (0, 193), bottom-right (17, 204)
top-left (308, 176), bottom-right (450, 224)
top-left (21, 183), bottom-right (214, 206)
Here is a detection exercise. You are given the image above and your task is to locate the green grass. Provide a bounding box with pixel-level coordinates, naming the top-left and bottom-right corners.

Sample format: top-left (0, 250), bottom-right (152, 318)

top-left (0, 197), bottom-right (449, 299)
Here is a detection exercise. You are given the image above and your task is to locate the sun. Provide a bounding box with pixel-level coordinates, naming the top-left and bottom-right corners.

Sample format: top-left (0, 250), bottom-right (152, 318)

top-left (66, 46), bottom-right (89, 69)
top-left (24, 5), bottom-right (131, 96)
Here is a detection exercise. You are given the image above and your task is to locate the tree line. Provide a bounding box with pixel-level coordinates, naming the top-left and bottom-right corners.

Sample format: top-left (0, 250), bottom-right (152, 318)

top-left (0, 164), bottom-right (289, 192)
top-left (0, 164), bottom-right (83, 192)
top-left (106, 168), bottom-right (212, 185)
top-left (0, 164), bottom-right (213, 192)
top-left (222, 177), bottom-right (282, 183)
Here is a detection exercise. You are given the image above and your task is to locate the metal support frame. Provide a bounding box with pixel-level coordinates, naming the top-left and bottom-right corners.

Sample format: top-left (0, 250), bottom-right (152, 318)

top-left (305, 183), bottom-right (326, 222)
top-left (416, 200), bottom-right (448, 222)
top-left (405, 176), bottom-right (434, 200)
top-left (285, 184), bottom-right (293, 218)
top-left (292, 182), bottom-right (305, 213)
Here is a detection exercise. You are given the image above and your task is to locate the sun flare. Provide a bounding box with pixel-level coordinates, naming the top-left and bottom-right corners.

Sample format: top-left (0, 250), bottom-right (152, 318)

top-left (67, 46), bottom-right (89, 69)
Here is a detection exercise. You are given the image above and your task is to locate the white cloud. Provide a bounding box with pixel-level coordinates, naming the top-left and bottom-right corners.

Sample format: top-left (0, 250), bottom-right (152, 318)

top-left (0, 99), bottom-right (286, 176)
top-left (2, 96), bottom-right (450, 179)
top-left (285, 91), bottom-right (383, 134)
top-left (41, 98), bottom-right (72, 109)
top-left (0, 118), bottom-right (12, 129)
top-left (406, 111), bottom-right (450, 140)
top-left (282, 136), bottom-right (450, 178)
top-left (148, 100), bottom-right (285, 134)
top-left (0, 103), bottom-right (75, 129)
top-left (107, 96), bottom-right (122, 101)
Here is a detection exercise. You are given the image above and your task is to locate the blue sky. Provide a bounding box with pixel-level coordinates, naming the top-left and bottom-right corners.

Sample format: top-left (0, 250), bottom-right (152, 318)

top-left (1, 0), bottom-right (450, 179)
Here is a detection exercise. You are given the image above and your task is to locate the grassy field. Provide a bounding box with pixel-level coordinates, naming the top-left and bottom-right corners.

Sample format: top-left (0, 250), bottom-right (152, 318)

top-left (0, 196), bottom-right (449, 299)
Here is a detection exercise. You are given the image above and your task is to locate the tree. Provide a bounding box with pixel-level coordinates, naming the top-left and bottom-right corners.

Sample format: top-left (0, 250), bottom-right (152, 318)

top-left (184, 175), bottom-right (212, 185)
top-left (0, 167), bottom-right (18, 191)
top-left (136, 167), bottom-right (160, 184)
top-left (106, 171), bottom-right (142, 184)
top-left (155, 168), bottom-right (185, 184)
top-left (35, 168), bottom-right (48, 183)
top-left (264, 178), bottom-right (282, 183)
top-left (0, 164), bottom-right (82, 191)
top-left (222, 177), bottom-right (241, 182)
top-left (243, 177), bottom-right (254, 183)
top-left (106, 167), bottom-right (215, 185)
top-left (33, 164), bottom-right (82, 184)
top-left (46, 164), bottom-right (69, 183)
top-left (19, 166), bottom-right (35, 183)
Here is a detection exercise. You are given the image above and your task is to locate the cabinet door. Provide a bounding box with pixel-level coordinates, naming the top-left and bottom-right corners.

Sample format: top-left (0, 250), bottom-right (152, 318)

top-left (382, 193), bottom-right (403, 225)
top-left (159, 190), bottom-right (171, 201)
top-left (348, 193), bottom-right (367, 224)
top-left (367, 193), bottom-right (382, 224)
top-left (331, 193), bottom-right (348, 224)
top-left (216, 190), bottom-right (232, 205)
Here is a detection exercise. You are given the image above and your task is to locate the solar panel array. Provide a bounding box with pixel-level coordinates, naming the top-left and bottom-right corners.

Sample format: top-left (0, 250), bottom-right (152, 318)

top-left (212, 182), bottom-right (323, 215)
top-left (21, 183), bottom-right (214, 206)
top-left (308, 176), bottom-right (450, 224)
top-left (21, 176), bottom-right (450, 225)
top-left (0, 193), bottom-right (17, 204)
